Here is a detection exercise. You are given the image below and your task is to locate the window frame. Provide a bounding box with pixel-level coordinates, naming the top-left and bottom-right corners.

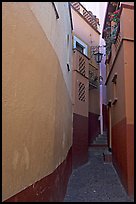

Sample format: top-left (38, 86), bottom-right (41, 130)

top-left (73, 35), bottom-right (88, 56)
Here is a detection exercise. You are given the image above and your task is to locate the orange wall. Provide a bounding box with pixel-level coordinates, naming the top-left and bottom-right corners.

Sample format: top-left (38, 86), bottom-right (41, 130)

top-left (124, 40), bottom-right (134, 124)
top-left (111, 40), bottom-right (134, 196)
top-left (106, 43), bottom-right (126, 126)
top-left (121, 4), bottom-right (134, 124)
top-left (106, 4), bottom-right (134, 196)
top-left (106, 5), bottom-right (134, 127)
top-left (120, 4), bottom-right (134, 40)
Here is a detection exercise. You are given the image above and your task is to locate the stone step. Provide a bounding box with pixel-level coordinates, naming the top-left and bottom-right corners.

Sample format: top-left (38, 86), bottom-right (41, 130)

top-left (92, 132), bottom-right (108, 145)
top-left (97, 139), bottom-right (107, 142)
top-left (90, 143), bottom-right (108, 147)
top-left (97, 135), bottom-right (107, 138)
top-left (97, 136), bottom-right (107, 140)
top-left (93, 140), bottom-right (108, 145)
top-left (95, 137), bottom-right (107, 140)
top-left (97, 134), bottom-right (107, 138)
top-left (95, 139), bottom-right (107, 144)
top-left (95, 135), bottom-right (107, 140)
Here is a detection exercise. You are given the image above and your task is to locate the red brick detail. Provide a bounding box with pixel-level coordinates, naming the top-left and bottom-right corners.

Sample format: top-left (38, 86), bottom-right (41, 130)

top-left (4, 147), bottom-right (72, 202)
top-left (72, 113), bottom-right (88, 169)
top-left (88, 112), bottom-right (100, 145)
top-left (112, 118), bottom-right (134, 196)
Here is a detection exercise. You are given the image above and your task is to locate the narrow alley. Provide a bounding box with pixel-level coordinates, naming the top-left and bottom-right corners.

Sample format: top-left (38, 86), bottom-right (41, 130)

top-left (2, 2), bottom-right (134, 202)
top-left (64, 147), bottom-right (133, 202)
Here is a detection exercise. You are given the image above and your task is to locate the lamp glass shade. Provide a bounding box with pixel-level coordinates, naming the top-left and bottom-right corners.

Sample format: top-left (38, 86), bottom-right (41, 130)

top-left (94, 52), bottom-right (103, 63)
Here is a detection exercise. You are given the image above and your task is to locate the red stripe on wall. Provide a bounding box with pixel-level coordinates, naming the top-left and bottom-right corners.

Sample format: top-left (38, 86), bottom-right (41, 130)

top-left (126, 124), bottom-right (134, 196)
top-left (72, 113), bottom-right (88, 169)
top-left (112, 118), bottom-right (134, 196)
top-left (4, 147), bottom-right (72, 202)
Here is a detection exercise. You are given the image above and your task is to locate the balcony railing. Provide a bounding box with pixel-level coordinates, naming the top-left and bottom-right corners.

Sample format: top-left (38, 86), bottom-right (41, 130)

top-left (105, 21), bottom-right (122, 76)
top-left (73, 48), bottom-right (89, 78)
top-left (108, 30), bottom-right (122, 70)
top-left (89, 63), bottom-right (99, 89)
top-left (73, 49), bottom-right (99, 89)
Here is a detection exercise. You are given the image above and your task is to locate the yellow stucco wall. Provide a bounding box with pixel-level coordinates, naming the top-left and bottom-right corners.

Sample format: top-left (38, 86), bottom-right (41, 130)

top-left (2, 2), bottom-right (72, 201)
top-left (29, 2), bottom-right (73, 100)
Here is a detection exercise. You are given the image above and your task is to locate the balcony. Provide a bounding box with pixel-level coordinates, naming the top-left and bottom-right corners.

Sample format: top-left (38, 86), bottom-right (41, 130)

top-left (106, 27), bottom-right (122, 78)
top-left (89, 63), bottom-right (99, 89)
top-left (104, 2), bottom-right (134, 81)
top-left (73, 48), bottom-right (99, 89)
top-left (104, 16), bottom-right (122, 79)
top-left (73, 48), bottom-right (89, 78)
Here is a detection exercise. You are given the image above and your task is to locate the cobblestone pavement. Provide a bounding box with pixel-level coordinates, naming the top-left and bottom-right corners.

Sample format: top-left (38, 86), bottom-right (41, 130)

top-left (64, 147), bottom-right (134, 202)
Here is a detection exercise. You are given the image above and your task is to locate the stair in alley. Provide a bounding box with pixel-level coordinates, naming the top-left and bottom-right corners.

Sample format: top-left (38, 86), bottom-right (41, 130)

top-left (91, 132), bottom-right (108, 147)
top-left (91, 132), bottom-right (112, 163)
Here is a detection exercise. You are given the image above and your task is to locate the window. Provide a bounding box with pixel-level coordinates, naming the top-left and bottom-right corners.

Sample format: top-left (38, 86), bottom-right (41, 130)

top-left (73, 36), bottom-right (88, 56)
top-left (76, 42), bottom-right (84, 53)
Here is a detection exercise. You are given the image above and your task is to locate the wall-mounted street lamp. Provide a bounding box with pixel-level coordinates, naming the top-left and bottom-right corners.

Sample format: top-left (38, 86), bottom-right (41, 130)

top-left (93, 51), bottom-right (103, 64)
top-left (91, 45), bottom-right (105, 64)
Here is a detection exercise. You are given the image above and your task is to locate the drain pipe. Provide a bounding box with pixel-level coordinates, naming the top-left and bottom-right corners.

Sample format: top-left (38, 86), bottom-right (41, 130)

top-left (99, 81), bottom-right (103, 135)
top-left (99, 64), bottom-right (103, 135)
